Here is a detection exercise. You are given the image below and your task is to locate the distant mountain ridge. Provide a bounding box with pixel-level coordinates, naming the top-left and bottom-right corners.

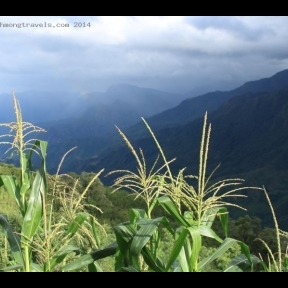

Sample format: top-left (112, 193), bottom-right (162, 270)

top-left (0, 84), bottom-right (189, 159)
top-left (80, 88), bottom-right (288, 179)
top-left (40, 84), bottom-right (187, 146)
top-left (123, 69), bottom-right (288, 140)
top-left (60, 68), bottom-right (288, 174)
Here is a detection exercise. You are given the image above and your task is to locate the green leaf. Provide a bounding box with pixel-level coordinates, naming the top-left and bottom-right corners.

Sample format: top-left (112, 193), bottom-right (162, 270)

top-left (61, 242), bottom-right (118, 271)
top-left (0, 214), bottom-right (24, 267)
top-left (90, 241), bottom-right (118, 260)
top-left (21, 168), bottom-right (44, 246)
top-left (115, 248), bottom-right (123, 272)
top-left (130, 221), bottom-right (158, 256)
top-left (121, 266), bottom-right (140, 272)
top-left (136, 216), bottom-right (174, 236)
top-left (184, 211), bottom-right (194, 226)
top-left (187, 226), bottom-right (202, 271)
top-left (66, 212), bottom-right (88, 236)
top-left (201, 207), bottom-right (218, 227)
top-left (157, 196), bottom-right (189, 226)
top-left (225, 254), bottom-right (261, 272)
top-left (89, 216), bottom-right (101, 248)
top-left (198, 237), bottom-right (238, 271)
top-left (38, 140), bottom-right (48, 161)
top-left (129, 208), bottom-right (147, 225)
top-left (224, 266), bottom-right (243, 272)
top-left (19, 153), bottom-right (31, 199)
top-left (141, 246), bottom-right (165, 272)
top-left (114, 222), bottom-right (137, 243)
top-left (259, 259), bottom-right (269, 272)
top-left (130, 217), bottom-right (173, 257)
top-left (0, 264), bottom-right (23, 272)
top-left (30, 262), bottom-right (43, 272)
top-left (283, 256), bottom-right (288, 272)
top-left (49, 245), bottom-right (79, 271)
top-left (218, 207), bottom-right (228, 238)
top-left (177, 246), bottom-right (189, 272)
top-left (165, 228), bottom-right (188, 271)
top-left (0, 176), bottom-right (22, 212)
top-left (88, 261), bottom-right (103, 272)
top-left (62, 254), bottom-right (94, 272)
top-left (114, 223), bottom-right (136, 266)
top-left (199, 225), bottom-right (223, 243)
top-left (28, 140), bottom-right (48, 166)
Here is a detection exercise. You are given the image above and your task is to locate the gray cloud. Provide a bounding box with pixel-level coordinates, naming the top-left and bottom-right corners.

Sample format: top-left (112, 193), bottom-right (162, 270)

top-left (0, 16), bottom-right (287, 94)
top-left (186, 16), bottom-right (275, 41)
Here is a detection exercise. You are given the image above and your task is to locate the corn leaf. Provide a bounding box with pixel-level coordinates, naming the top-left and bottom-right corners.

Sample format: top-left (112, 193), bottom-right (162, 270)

top-left (198, 237), bottom-right (238, 271)
top-left (129, 208), bottom-right (147, 225)
top-left (177, 246), bottom-right (189, 272)
top-left (88, 261), bottom-right (103, 272)
top-left (19, 153), bottom-right (31, 199)
top-left (121, 266), bottom-right (140, 272)
top-left (225, 254), bottom-right (261, 272)
top-left (165, 228), bottom-right (188, 271)
top-left (187, 226), bottom-right (202, 271)
top-left (141, 246), bottom-right (165, 272)
top-left (130, 221), bottom-right (159, 256)
top-left (0, 214), bottom-right (24, 268)
top-left (21, 168), bottom-right (44, 245)
top-left (199, 225), bottom-right (222, 243)
top-left (66, 212), bottom-right (88, 236)
top-left (114, 223), bottom-right (136, 266)
top-left (30, 262), bottom-right (43, 272)
top-left (157, 196), bottom-right (189, 226)
top-left (62, 242), bottom-right (118, 271)
top-left (218, 207), bottom-right (229, 237)
top-left (49, 245), bottom-right (79, 271)
top-left (201, 207), bottom-right (219, 227)
top-left (28, 140), bottom-right (48, 170)
top-left (136, 216), bottom-right (174, 236)
top-left (0, 176), bottom-right (22, 211)
top-left (0, 264), bottom-right (23, 272)
top-left (89, 216), bottom-right (101, 248)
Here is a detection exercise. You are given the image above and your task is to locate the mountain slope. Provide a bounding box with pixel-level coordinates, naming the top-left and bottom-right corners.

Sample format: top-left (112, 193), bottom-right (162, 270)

top-left (123, 69), bottom-right (288, 140)
top-left (79, 88), bottom-right (288, 229)
top-left (63, 69), bottom-right (288, 174)
top-left (46, 69), bottom-right (288, 174)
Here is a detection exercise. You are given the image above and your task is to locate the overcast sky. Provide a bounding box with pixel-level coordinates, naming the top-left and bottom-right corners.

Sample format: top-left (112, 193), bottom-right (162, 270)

top-left (0, 16), bottom-right (288, 95)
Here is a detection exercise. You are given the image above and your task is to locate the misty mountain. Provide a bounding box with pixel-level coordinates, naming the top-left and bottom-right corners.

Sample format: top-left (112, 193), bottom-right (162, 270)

top-left (39, 85), bottom-right (186, 149)
top-left (0, 84), bottom-right (188, 160)
top-left (54, 68), bottom-right (288, 173)
top-left (42, 84), bottom-right (185, 141)
top-left (42, 68), bottom-right (288, 174)
top-left (0, 90), bottom-right (89, 123)
top-left (84, 84), bottom-right (186, 117)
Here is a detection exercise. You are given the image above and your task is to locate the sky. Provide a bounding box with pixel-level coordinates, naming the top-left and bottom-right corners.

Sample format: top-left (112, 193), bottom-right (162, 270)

top-left (0, 16), bottom-right (288, 95)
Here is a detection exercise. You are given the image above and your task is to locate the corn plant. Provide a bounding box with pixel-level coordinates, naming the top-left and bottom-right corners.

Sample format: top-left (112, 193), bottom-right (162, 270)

top-left (0, 92), bottom-right (104, 272)
top-left (251, 187), bottom-right (288, 272)
top-left (64, 113), bottom-right (263, 272)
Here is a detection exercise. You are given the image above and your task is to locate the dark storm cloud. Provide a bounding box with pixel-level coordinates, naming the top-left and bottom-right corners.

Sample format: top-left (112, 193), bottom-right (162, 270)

top-left (0, 16), bottom-right (287, 94)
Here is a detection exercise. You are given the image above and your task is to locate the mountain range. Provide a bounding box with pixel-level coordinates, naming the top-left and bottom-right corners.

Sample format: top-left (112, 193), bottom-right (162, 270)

top-left (1, 69), bottom-right (288, 229)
